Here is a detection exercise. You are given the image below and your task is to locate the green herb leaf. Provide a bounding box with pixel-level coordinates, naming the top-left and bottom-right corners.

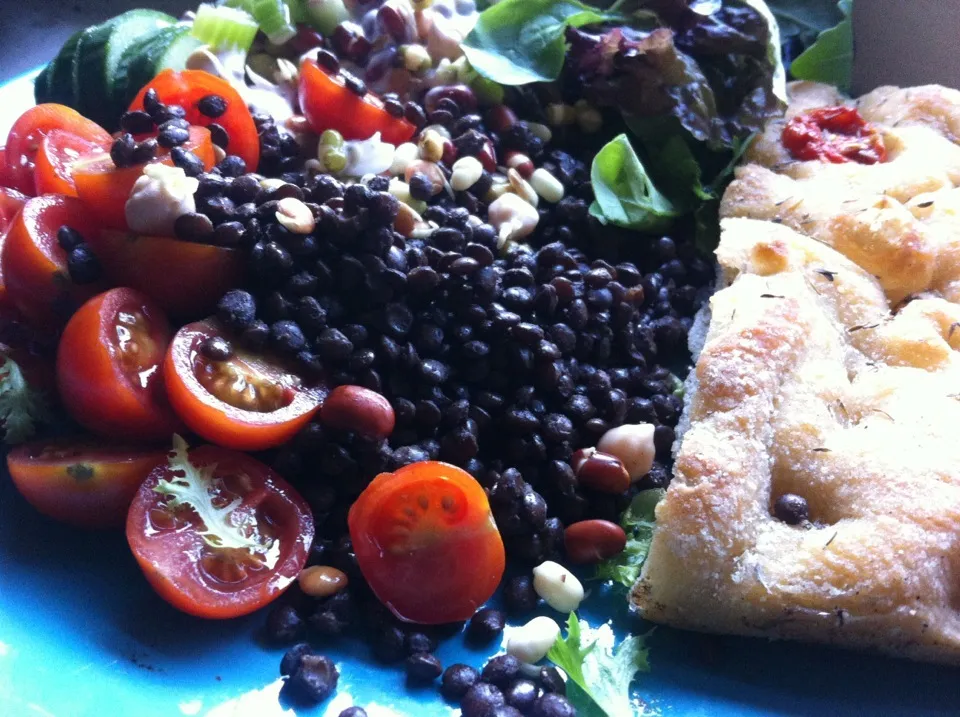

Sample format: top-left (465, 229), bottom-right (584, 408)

top-left (589, 134), bottom-right (678, 232)
top-left (155, 435), bottom-right (279, 562)
top-left (788, 0), bottom-right (853, 92)
top-left (548, 613), bottom-right (651, 717)
top-left (0, 355), bottom-right (50, 445)
top-left (768, 0), bottom-right (846, 54)
top-left (595, 488), bottom-right (664, 588)
top-left (462, 0), bottom-right (618, 85)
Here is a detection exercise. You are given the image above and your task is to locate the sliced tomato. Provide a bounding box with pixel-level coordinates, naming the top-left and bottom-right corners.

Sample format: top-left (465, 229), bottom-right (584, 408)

top-left (88, 230), bottom-right (243, 318)
top-left (34, 129), bottom-right (109, 197)
top-left (4, 104), bottom-right (112, 195)
top-left (73, 125), bottom-right (215, 230)
top-left (129, 70), bottom-right (259, 171)
top-left (348, 461), bottom-right (505, 624)
top-left (0, 186), bottom-right (28, 306)
top-left (299, 58), bottom-right (416, 145)
top-left (127, 440), bottom-right (314, 619)
top-left (57, 288), bottom-right (183, 442)
top-left (164, 319), bottom-right (327, 451)
top-left (8, 439), bottom-right (165, 528)
top-left (0, 147), bottom-right (18, 189)
top-left (1, 194), bottom-right (104, 325)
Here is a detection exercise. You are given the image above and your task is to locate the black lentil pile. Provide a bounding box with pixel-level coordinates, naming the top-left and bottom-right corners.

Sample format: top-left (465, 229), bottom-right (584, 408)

top-left (167, 25), bottom-right (714, 713)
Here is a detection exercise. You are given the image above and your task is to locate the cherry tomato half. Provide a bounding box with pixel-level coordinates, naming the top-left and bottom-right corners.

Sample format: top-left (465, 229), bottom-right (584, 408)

top-left (130, 70), bottom-right (260, 171)
top-left (88, 230), bottom-right (243, 318)
top-left (8, 439), bottom-right (165, 528)
top-left (4, 104), bottom-right (111, 195)
top-left (299, 58), bottom-right (416, 145)
top-left (0, 147), bottom-right (19, 189)
top-left (348, 461), bottom-right (505, 624)
top-left (72, 125), bottom-right (215, 230)
top-left (57, 288), bottom-right (183, 442)
top-left (1, 194), bottom-right (103, 325)
top-left (34, 129), bottom-right (109, 197)
top-left (127, 440), bottom-right (314, 619)
top-left (164, 319), bottom-right (327, 451)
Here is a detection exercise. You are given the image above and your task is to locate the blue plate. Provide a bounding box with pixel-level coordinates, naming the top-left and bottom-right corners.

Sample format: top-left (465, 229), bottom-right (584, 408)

top-left (0, 71), bottom-right (956, 717)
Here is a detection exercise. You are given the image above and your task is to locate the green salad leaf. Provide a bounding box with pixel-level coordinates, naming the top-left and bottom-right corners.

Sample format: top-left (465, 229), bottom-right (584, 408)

top-left (462, 0), bottom-right (620, 85)
top-left (788, 0), bottom-right (853, 91)
top-left (595, 488), bottom-right (664, 588)
top-left (589, 134), bottom-right (678, 232)
top-left (154, 435), bottom-right (279, 561)
top-left (768, 0), bottom-right (846, 56)
top-left (548, 613), bottom-right (651, 717)
top-left (0, 354), bottom-right (50, 445)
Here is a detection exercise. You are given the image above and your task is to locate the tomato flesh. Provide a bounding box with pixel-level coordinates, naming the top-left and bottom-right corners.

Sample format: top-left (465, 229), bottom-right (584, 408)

top-left (87, 229), bottom-right (243, 318)
top-left (129, 70), bottom-right (260, 171)
top-left (126, 443), bottom-right (314, 619)
top-left (4, 104), bottom-right (111, 195)
top-left (7, 439), bottom-right (165, 528)
top-left (0, 187), bottom-right (28, 307)
top-left (57, 288), bottom-right (183, 442)
top-left (164, 319), bottom-right (327, 451)
top-left (299, 59), bottom-right (416, 145)
top-left (782, 106), bottom-right (887, 164)
top-left (73, 125), bottom-right (214, 230)
top-left (1, 194), bottom-right (103, 325)
top-left (348, 461), bottom-right (505, 624)
top-left (34, 129), bottom-right (108, 197)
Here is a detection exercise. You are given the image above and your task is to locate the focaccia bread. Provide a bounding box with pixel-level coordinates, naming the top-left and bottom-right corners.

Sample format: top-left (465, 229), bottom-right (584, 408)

top-left (633, 81), bottom-right (960, 665)
top-left (632, 218), bottom-right (960, 664)
top-left (721, 82), bottom-right (960, 304)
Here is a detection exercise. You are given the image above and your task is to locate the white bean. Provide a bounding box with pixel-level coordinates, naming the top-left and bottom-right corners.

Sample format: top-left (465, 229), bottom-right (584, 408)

top-left (390, 143), bottom-right (420, 176)
top-left (530, 168), bottom-right (564, 204)
top-left (450, 156), bottom-right (483, 191)
top-left (597, 423), bottom-right (656, 482)
top-left (506, 616), bottom-right (561, 664)
top-left (532, 560), bottom-right (584, 613)
top-left (487, 192), bottom-right (539, 247)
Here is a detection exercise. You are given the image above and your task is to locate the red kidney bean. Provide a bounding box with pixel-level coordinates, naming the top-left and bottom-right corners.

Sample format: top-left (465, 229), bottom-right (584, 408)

top-left (320, 385), bottom-right (396, 438)
top-left (570, 448), bottom-right (630, 494)
top-left (563, 520), bottom-right (628, 564)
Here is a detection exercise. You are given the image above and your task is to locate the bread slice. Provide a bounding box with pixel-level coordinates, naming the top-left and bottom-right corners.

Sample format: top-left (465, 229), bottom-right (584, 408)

top-left (633, 83), bottom-right (960, 664)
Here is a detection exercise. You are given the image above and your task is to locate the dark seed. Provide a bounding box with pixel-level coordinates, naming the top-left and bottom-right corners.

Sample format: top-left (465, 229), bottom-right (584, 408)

top-left (198, 336), bottom-right (233, 361)
top-left (157, 123), bottom-right (190, 148)
top-left (315, 49), bottom-right (341, 73)
top-left (217, 290), bottom-right (257, 331)
top-left (265, 603), bottom-right (303, 643)
top-left (209, 122), bottom-right (229, 149)
top-left (532, 693), bottom-right (576, 717)
top-left (66, 245), bottom-right (101, 284)
top-left (131, 138), bottom-right (158, 164)
top-left (504, 679), bottom-right (538, 712)
top-left (405, 652), bottom-right (443, 682)
top-left (110, 133), bottom-right (136, 168)
top-left (197, 94), bottom-right (228, 118)
top-left (271, 320), bottom-right (306, 354)
top-left (441, 663), bottom-right (480, 701)
top-left (338, 708), bottom-right (367, 717)
top-left (480, 654), bottom-right (521, 686)
top-left (539, 667), bottom-right (566, 695)
top-left (216, 155), bottom-right (247, 178)
top-left (280, 643), bottom-right (313, 676)
top-left (462, 683), bottom-right (505, 717)
top-left (284, 654), bottom-right (339, 704)
top-left (342, 72), bottom-right (367, 96)
top-left (773, 493), bottom-right (809, 525)
top-left (467, 607), bottom-right (505, 643)
top-left (120, 110), bottom-right (154, 134)
top-left (57, 225), bottom-right (85, 252)
top-left (503, 575), bottom-right (538, 615)
top-left (170, 147), bottom-right (205, 177)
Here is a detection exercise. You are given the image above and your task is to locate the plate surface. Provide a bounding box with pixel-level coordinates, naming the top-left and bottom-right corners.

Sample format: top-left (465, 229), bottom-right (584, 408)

top-left (0, 71), bottom-right (956, 717)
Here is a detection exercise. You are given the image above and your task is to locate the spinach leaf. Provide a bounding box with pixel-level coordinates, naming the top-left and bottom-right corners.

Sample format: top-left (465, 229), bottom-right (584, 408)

top-left (462, 0), bottom-right (618, 85)
top-left (789, 0), bottom-right (853, 91)
top-left (589, 134), bottom-right (678, 232)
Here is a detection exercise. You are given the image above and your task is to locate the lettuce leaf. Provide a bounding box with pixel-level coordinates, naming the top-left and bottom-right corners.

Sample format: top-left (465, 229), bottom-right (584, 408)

top-left (547, 613), bottom-right (651, 717)
top-left (595, 488), bottom-right (664, 588)
top-left (788, 0), bottom-right (853, 92)
top-left (0, 354), bottom-right (50, 444)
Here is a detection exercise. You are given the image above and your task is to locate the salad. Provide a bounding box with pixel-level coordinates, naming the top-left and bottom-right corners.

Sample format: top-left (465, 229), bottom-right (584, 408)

top-left (0, 0), bottom-right (851, 714)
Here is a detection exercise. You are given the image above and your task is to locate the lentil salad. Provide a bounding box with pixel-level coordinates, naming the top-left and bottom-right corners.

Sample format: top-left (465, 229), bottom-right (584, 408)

top-left (0, 1), bottom-right (851, 714)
